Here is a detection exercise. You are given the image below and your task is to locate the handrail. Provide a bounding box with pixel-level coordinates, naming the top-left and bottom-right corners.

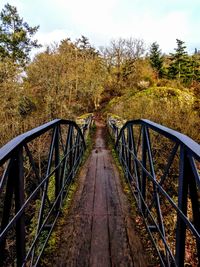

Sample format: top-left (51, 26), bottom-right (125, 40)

top-left (0, 118), bottom-right (90, 266)
top-left (117, 119), bottom-right (200, 160)
top-left (0, 119), bottom-right (85, 164)
top-left (108, 117), bottom-right (200, 267)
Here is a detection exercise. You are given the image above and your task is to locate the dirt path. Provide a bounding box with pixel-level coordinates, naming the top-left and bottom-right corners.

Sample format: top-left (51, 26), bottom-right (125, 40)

top-left (51, 120), bottom-right (147, 267)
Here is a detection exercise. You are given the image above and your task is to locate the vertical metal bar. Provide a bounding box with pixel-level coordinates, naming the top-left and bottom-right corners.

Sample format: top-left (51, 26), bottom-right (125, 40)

top-left (68, 126), bottom-right (74, 182)
top-left (14, 148), bottom-right (26, 267)
top-left (127, 126), bottom-right (132, 181)
top-left (121, 131), bottom-right (128, 177)
top-left (60, 125), bottom-right (73, 196)
top-left (121, 132), bottom-right (125, 161)
top-left (55, 126), bottom-right (60, 212)
top-left (0, 160), bottom-right (15, 266)
top-left (73, 131), bottom-right (80, 169)
top-left (187, 157), bottom-right (200, 263)
top-left (130, 125), bottom-right (141, 205)
top-left (141, 125), bottom-right (147, 214)
top-left (175, 146), bottom-right (188, 267)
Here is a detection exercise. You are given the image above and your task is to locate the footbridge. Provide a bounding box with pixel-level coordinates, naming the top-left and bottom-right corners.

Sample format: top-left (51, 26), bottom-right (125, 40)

top-left (0, 114), bottom-right (199, 267)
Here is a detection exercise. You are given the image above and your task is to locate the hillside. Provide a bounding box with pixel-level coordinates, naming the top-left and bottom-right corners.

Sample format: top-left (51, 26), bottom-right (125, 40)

top-left (105, 87), bottom-right (200, 142)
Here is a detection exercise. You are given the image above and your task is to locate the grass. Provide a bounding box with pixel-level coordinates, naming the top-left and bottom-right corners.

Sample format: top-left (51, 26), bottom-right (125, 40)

top-left (106, 126), bottom-right (159, 266)
top-left (40, 122), bottom-right (96, 266)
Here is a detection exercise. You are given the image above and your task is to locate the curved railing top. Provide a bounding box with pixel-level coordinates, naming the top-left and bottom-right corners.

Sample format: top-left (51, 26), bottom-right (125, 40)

top-left (0, 119), bottom-right (85, 164)
top-left (108, 116), bottom-right (200, 266)
top-left (116, 119), bottom-right (200, 160)
top-left (0, 116), bottom-right (90, 266)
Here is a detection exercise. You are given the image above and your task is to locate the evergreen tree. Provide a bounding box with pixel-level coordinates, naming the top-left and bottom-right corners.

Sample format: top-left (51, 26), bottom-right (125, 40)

top-left (190, 54), bottom-right (200, 83)
top-left (168, 39), bottom-right (190, 82)
top-left (0, 3), bottom-right (41, 66)
top-left (149, 42), bottom-right (164, 78)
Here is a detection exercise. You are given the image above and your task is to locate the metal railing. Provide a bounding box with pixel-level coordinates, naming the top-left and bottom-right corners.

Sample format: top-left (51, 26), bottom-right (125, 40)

top-left (76, 113), bottom-right (94, 137)
top-left (108, 118), bottom-right (200, 267)
top-left (0, 117), bottom-right (91, 266)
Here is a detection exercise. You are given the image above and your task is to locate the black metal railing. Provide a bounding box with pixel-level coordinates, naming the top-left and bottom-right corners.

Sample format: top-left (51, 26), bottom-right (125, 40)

top-left (0, 117), bottom-right (91, 266)
top-left (108, 118), bottom-right (200, 267)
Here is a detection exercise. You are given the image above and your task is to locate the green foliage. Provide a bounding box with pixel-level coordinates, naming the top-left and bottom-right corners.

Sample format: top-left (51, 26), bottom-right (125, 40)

top-left (106, 86), bottom-right (200, 143)
top-left (168, 39), bottom-right (191, 84)
top-left (149, 42), bottom-right (164, 78)
top-left (0, 3), bottom-right (41, 66)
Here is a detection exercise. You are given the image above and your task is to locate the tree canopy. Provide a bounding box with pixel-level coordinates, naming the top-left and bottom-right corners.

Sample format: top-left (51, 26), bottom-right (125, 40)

top-left (149, 42), bottom-right (164, 78)
top-left (0, 3), bottom-right (41, 66)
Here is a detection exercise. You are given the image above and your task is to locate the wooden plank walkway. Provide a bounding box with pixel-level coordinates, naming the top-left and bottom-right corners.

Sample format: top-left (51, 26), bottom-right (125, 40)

top-left (51, 121), bottom-right (147, 267)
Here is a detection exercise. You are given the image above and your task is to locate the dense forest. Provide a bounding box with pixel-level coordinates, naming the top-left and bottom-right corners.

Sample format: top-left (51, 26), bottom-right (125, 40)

top-left (0, 3), bottom-right (199, 147)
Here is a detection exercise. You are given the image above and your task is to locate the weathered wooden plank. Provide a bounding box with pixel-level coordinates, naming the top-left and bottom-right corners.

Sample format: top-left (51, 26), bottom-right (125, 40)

top-left (72, 151), bottom-right (97, 214)
top-left (90, 215), bottom-right (111, 267)
top-left (93, 151), bottom-right (107, 215)
top-left (52, 214), bottom-right (92, 267)
top-left (108, 214), bottom-right (134, 267)
top-left (49, 120), bottom-right (147, 267)
top-left (103, 153), bottom-right (122, 216)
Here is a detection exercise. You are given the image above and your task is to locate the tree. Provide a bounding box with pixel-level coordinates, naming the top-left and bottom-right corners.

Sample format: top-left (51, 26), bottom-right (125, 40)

top-left (149, 42), bottom-right (164, 78)
top-left (168, 39), bottom-right (189, 81)
top-left (0, 3), bottom-right (41, 66)
top-left (102, 38), bottom-right (145, 94)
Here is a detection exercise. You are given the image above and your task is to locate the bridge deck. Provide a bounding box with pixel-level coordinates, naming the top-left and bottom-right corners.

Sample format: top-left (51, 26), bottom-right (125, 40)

top-left (51, 121), bottom-right (146, 267)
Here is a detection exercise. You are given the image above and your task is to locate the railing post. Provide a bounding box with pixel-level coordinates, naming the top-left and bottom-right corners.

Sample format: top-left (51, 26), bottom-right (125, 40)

top-left (60, 124), bottom-right (73, 194)
top-left (127, 126), bottom-right (133, 181)
top-left (0, 161), bottom-right (15, 266)
top-left (188, 158), bottom-right (200, 262)
top-left (14, 148), bottom-right (26, 267)
top-left (141, 125), bottom-right (147, 214)
top-left (55, 126), bottom-right (60, 212)
top-left (175, 146), bottom-right (188, 267)
top-left (73, 132), bottom-right (78, 169)
top-left (129, 125), bottom-right (141, 206)
top-left (69, 126), bottom-right (74, 182)
top-left (121, 131), bottom-right (128, 177)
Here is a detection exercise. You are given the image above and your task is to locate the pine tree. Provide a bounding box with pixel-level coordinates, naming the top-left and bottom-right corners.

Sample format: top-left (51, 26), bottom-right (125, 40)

top-left (149, 42), bottom-right (164, 78)
top-left (0, 3), bottom-right (41, 66)
top-left (168, 39), bottom-right (190, 82)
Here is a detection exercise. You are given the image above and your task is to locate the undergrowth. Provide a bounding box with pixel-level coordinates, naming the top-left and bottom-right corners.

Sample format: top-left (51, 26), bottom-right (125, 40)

top-left (40, 123), bottom-right (96, 266)
top-left (106, 127), bottom-right (159, 266)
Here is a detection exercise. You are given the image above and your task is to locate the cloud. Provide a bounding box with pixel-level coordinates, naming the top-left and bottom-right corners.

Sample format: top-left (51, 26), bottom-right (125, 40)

top-left (56, 0), bottom-right (118, 35)
top-left (1, 0), bottom-right (200, 53)
top-left (35, 29), bottom-right (73, 46)
top-left (45, 0), bottom-right (195, 52)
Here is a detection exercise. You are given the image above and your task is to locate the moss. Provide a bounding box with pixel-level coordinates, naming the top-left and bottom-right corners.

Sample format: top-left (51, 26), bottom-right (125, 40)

top-left (76, 112), bottom-right (93, 120)
top-left (106, 129), bottom-right (158, 266)
top-left (106, 86), bottom-right (199, 143)
top-left (40, 122), bottom-right (96, 265)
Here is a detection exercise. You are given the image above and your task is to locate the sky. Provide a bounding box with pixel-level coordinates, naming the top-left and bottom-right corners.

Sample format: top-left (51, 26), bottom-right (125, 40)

top-left (0, 0), bottom-right (200, 55)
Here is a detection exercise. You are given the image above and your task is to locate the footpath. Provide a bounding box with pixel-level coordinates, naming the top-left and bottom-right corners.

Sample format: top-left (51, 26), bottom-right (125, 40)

top-left (51, 120), bottom-right (147, 267)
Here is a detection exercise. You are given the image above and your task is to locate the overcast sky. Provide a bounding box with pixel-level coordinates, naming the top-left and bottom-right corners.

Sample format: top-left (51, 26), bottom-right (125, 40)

top-left (1, 0), bottom-right (200, 54)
